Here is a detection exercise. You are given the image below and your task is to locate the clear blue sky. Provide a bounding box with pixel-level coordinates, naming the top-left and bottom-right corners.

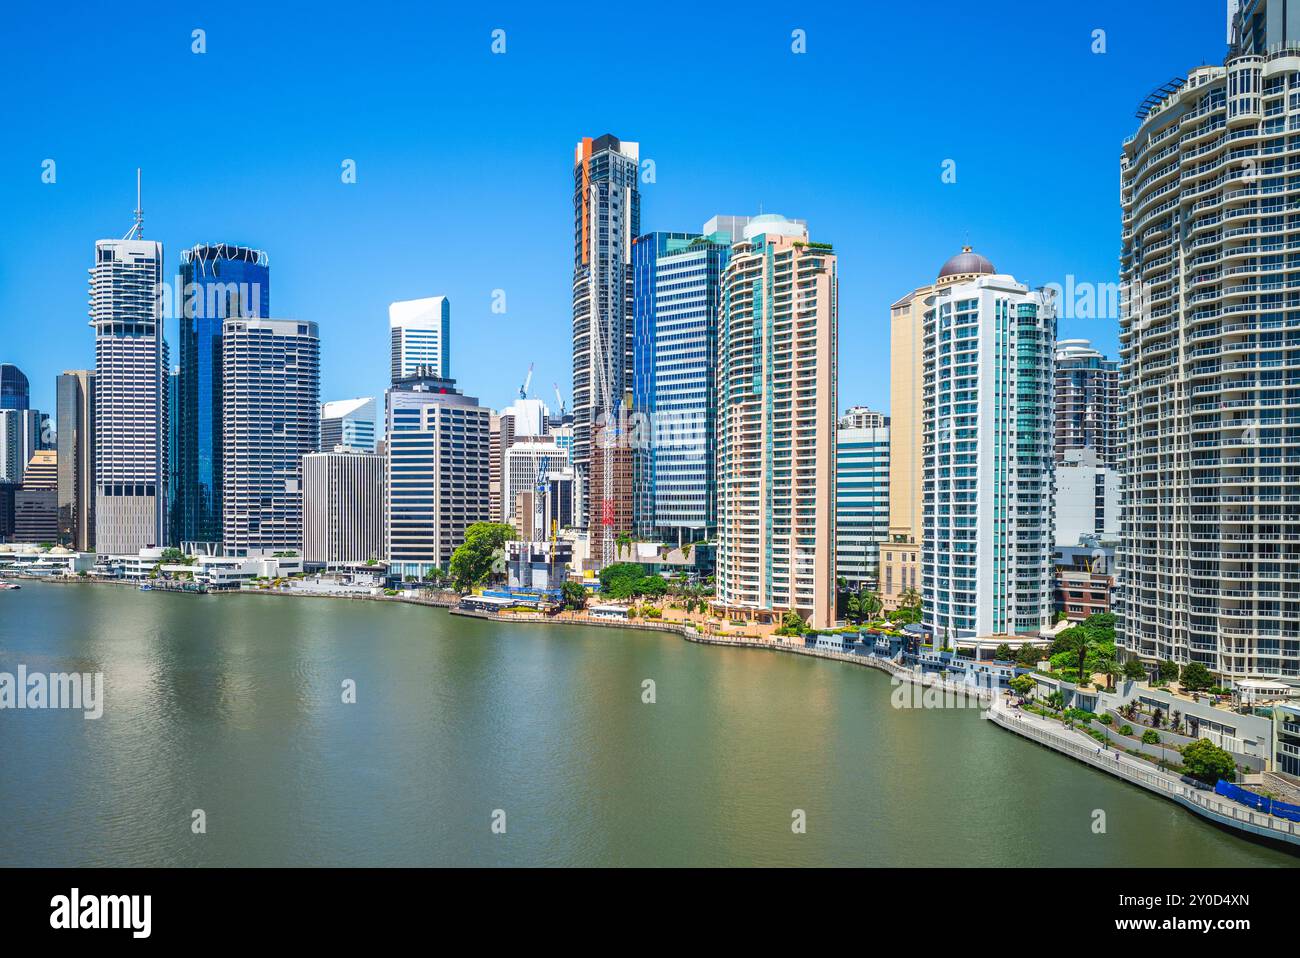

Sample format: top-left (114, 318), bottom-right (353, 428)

top-left (0, 1), bottom-right (1227, 419)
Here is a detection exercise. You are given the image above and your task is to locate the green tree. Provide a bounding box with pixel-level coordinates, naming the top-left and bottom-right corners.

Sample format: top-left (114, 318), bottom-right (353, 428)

top-left (1157, 659), bottom-right (1180, 684)
top-left (846, 593), bottom-right (861, 623)
top-left (1095, 654), bottom-right (1118, 692)
top-left (994, 643), bottom-right (1014, 662)
top-left (1009, 674), bottom-right (1036, 697)
top-left (637, 574), bottom-right (668, 599)
top-left (775, 610), bottom-right (808, 636)
top-left (1123, 658), bottom-right (1147, 681)
top-left (561, 580), bottom-right (587, 611)
top-left (1057, 627), bottom-right (1093, 684)
top-left (1181, 738), bottom-right (1236, 785)
top-left (1015, 643), bottom-right (1042, 667)
top-left (599, 562), bottom-right (645, 598)
top-left (449, 522), bottom-right (516, 591)
top-left (1180, 661), bottom-right (1214, 692)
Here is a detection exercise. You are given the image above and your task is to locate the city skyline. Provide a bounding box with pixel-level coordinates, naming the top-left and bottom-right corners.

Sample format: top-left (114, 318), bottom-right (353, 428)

top-left (1, 2), bottom-right (1225, 419)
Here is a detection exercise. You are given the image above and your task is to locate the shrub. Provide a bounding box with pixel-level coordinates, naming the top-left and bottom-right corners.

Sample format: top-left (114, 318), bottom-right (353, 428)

top-left (1098, 714), bottom-right (1112, 725)
top-left (1120, 724), bottom-right (1134, 736)
top-left (1182, 738), bottom-right (1236, 785)
top-left (1141, 730), bottom-right (1161, 745)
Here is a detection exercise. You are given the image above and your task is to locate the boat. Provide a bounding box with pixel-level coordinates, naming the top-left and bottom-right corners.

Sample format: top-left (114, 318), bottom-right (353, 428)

top-left (0, 582), bottom-right (21, 590)
top-left (138, 584), bottom-right (153, 592)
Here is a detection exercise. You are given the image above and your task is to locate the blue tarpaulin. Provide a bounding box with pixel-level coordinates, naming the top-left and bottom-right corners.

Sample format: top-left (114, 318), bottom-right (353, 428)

top-left (1215, 780), bottom-right (1300, 823)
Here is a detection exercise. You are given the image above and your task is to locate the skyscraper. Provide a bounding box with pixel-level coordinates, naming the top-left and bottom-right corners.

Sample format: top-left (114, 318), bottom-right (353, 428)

top-left (0, 364), bottom-right (30, 410)
top-left (389, 297), bottom-right (451, 382)
top-left (630, 218), bottom-right (746, 545)
top-left (321, 397), bottom-right (377, 452)
top-left (221, 319), bottom-right (319, 556)
top-left (14, 450), bottom-right (57, 543)
top-left (56, 370), bottom-right (95, 550)
top-left (921, 249), bottom-right (1056, 640)
top-left (1119, 0), bottom-right (1300, 683)
top-left (879, 277), bottom-right (933, 611)
top-left (572, 134), bottom-right (640, 563)
top-left (1054, 339), bottom-right (1118, 467)
top-left (302, 450), bottom-right (387, 565)
top-left (89, 228), bottom-right (168, 555)
top-left (715, 215), bottom-right (838, 630)
top-left (175, 243), bottom-right (270, 549)
top-left (0, 409), bottom-right (42, 484)
top-left (385, 373), bottom-right (490, 578)
top-left (836, 415), bottom-right (890, 591)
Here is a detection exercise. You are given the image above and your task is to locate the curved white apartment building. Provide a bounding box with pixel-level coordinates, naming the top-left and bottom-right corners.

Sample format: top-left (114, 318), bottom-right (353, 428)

top-left (1119, 0), bottom-right (1300, 684)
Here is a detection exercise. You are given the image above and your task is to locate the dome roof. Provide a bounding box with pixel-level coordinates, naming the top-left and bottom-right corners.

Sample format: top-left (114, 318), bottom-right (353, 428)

top-left (938, 246), bottom-right (995, 279)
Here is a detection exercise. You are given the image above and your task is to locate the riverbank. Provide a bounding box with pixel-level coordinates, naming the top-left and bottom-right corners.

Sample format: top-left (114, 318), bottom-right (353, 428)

top-left (988, 697), bottom-right (1300, 851)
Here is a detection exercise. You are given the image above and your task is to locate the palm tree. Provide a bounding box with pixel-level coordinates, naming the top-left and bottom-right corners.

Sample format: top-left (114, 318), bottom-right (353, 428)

top-left (864, 591), bottom-right (883, 620)
top-left (1096, 654), bottom-right (1118, 692)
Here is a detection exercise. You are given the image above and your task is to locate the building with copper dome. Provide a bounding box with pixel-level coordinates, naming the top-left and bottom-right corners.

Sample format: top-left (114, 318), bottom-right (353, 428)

top-left (882, 249), bottom-right (1056, 640)
top-left (881, 246), bottom-right (1002, 614)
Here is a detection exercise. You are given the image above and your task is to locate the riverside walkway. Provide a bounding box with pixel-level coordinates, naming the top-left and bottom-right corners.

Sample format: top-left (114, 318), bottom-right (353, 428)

top-left (987, 697), bottom-right (1300, 850)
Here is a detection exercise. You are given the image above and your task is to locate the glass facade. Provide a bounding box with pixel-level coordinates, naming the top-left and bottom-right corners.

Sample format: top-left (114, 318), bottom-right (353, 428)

top-left (631, 228), bottom-right (734, 544)
top-left (835, 422), bottom-right (890, 589)
top-left (0, 364), bottom-right (30, 410)
top-left (176, 244), bottom-right (269, 547)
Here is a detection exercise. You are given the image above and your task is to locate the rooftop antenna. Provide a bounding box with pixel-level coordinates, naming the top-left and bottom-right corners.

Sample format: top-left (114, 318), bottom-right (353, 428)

top-left (124, 168), bottom-right (144, 240)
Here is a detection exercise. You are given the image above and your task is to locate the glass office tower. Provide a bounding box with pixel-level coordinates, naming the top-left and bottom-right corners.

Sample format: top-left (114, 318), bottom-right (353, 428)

top-left (0, 364), bottom-right (30, 410)
top-left (630, 218), bottom-right (743, 545)
top-left (176, 243), bottom-right (269, 548)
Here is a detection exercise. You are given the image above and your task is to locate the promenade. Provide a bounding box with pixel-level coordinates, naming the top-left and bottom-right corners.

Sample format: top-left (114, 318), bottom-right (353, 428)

top-left (988, 697), bottom-right (1300, 850)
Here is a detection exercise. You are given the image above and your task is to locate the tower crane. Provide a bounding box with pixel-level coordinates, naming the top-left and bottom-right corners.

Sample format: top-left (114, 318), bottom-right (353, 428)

top-left (518, 362), bottom-right (534, 400)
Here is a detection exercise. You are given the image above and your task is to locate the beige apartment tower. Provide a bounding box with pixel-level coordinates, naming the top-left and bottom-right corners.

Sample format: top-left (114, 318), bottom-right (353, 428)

top-left (879, 278), bottom-right (933, 611)
top-left (714, 215), bottom-right (837, 630)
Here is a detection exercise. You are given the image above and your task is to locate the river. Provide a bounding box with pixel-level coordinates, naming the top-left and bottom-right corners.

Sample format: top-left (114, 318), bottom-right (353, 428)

top-left (0, 581), bottom-right (1293, 866)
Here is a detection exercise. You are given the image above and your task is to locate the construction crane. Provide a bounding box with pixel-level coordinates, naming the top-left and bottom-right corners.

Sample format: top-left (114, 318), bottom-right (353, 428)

top-left (533, 455), bottom-right (550, 543)
top-left (553, 383), bottom-right (566, 419)
top-left (518, 362), bottom-right (534, 400)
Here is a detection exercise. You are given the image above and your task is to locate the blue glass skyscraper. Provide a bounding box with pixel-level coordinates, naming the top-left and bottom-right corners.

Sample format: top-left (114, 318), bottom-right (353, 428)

top-left (630, 217), bottom-right (746, 545)
top-left (0, 364), bottom-right (30, 410)
top-left (175, 243), bottom-right (269, 547)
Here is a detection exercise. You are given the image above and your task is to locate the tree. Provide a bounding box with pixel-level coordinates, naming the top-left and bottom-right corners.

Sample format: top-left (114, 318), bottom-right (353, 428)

top-left (637, 574), bottom-right (668, 599)
top-left (449, 522), bottom-right (515, 591)
top-left (994, 643), bottom-right (1014, 662)
top-left (1181, 738), bottom-right (1236, 785)
top-left (1009, 675), bottom-right (1036, 697)
top-left (1157, 659), bottom-right (1179, 684)
top-left (1015, 643), bottom-right (1042, 667)
top-left (598, 562), bottom-right (642, 596)
top-left (775, 611), bottom-right (808, 636)
top-left (846, 593), bottom-right (861, 624)
top-left (1095, 655), bottom-right (1118, 692)
top-left (1123, 658), bottom-right (1147, 681)
top-left (561, 580), bottom-right (587, 611)
top-left (862, 591), bottom-right (883, 620)
top-left (1180, 661), bottom-right (1214, 692)
top-left (1057, 627), bottom-right (1092, 684)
